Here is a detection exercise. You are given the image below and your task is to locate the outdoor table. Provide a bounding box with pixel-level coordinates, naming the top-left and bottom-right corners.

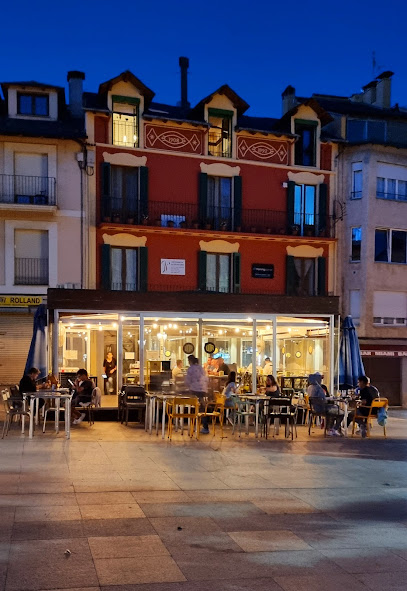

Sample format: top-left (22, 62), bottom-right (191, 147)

top-left (145, 393), bottom-right (177, 439)
top-left (23, 390), bottom-right (72, 439)
top-left (238, 393), bottom-right (268, 437)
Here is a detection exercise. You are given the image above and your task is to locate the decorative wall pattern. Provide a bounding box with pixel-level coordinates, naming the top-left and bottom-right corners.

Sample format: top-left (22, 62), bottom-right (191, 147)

top-left (145, 124), bottom-right (204, 154)
top-left (237, 137), bottom-right (289, 164)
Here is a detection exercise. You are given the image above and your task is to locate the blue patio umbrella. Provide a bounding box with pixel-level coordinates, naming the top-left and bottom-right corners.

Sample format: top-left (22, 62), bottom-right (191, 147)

top-left (25, 304), bottom-right (47, 379)
top-left (338, 315), bottom-right (365, 390)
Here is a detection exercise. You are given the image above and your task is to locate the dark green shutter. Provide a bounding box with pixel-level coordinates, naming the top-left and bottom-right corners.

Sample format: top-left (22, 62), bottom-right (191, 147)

top-left (317, 257), bottom-right (327, 296)
top-left (287, 181), bottom-right (295, 228)
top-left (232, 252), bottom-right (241, 293)
top-left (199, 173), bottom-right (208, 224)
top-left (139, 166), bottom-right (149, 220)
top-left (139, 247), bottom-right (148, 292)
top-left (198, 251), bottom-right (207, 291)
top-left (101, 163), bottom-right (111, 219)
top-left (286, 255), bottom-right (296, 296)
top-left (318, 183), bottom-right (328, 236)
top-left (101, 244), bottom-right (111, 290)
top-left (233, 176), bottom-right (242, 229)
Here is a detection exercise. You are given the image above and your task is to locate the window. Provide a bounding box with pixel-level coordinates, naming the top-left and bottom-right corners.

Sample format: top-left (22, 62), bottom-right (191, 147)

top-left (14, 229), bottom-right (48, 285)
top-left (376, 177), bottom-right (407, 201)
top-left (351, 227), bottom-right (362, 261)
top-left (17, 93), bottom-right (49, 116)
top-left (351, 163), bottom-right (363, 199)
top-left (375, 229), bottom-right (407, 263)
top-left (208, 109), bottom-right (232, 158)
top-left (292, 258), bottom-right (316, 296)
top-left (112, 96), bottom-right (139, 147)
top-left (12, 153), bottom-right (54, 205)
top-left (110, 166), bottom-right (139, 218)
top-left (207, 176), bottom-right (233, 228)
top-left (373, 291), bottom-right (407, 325)
top-left (347, 119), bottom-right (386, 143)
top-left (286, 256), bottom-right (326, 296)
top-left (294, 121), bottom-right (317, 166)
top-left (349, 290), bottom-right (361, 324)
top-left (206, 253), bottom-right (231, 293)
top-left (294, 184), bottom-right (316, 234)
top-left (110, 247), bottom-right (139, 291)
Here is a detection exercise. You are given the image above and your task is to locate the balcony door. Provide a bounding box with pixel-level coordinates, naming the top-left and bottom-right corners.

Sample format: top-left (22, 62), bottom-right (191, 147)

top-left (14, 229), bottom-right (49, 285)
top-left (207, 176), bottom-right (233, 229)
top-left (14, 153), bottom-right (49, 204)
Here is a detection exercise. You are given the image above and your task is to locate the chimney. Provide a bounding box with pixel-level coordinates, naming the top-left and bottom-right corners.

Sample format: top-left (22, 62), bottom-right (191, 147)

top-left (67, 70), bottom-right (85, 117)
top-left (282, 85), bottom-right (296, 115)
top-left (374, 71), bottom-right (394, 108)
top-left (179, 57), bottom-right (190, 110)
top-left (361, 80), bottom-right (377, 105)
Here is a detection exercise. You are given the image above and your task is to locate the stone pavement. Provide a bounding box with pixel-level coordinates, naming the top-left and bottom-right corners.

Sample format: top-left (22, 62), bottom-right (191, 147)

top-left (0, 411), bottom-right (407, 591)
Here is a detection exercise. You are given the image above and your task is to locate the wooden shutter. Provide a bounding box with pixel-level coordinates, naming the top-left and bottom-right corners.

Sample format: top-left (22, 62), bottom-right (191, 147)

top-left (318, 183), bottom-right (328, 236)
top-left (287, 181), bottom-right (295, 228)
top-left (233, 176), bottom-right (242, 229)
top-left (198, 251), bottom-right (207, 291)
top-left (199, 173), bottom-right (208, 224)
top-left (101, 162), bottom-right (111, 219)
top-left (317, 257), bottom-right (327, 296)
top-left (232, 252), bottom-right (241, 294)
top-left (286, 255), bottom-right (296, 295)
top-left (139, 166), bottom-right (149, 220)
top-left (101, 244), bottom-right (111, 290)
top-left (139, 246), bottom-right (148, 292)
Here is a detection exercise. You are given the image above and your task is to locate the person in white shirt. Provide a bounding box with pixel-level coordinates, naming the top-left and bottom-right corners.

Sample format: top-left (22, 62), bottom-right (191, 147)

top-left (263, 357), bottom-right (273, 375)
top-left (172, 359), bottom-right (183, 380)
top-left (185, 355), bottom-right (209, 434)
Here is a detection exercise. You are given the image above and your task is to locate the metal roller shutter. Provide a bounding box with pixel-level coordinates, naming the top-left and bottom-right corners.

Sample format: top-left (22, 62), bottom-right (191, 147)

top-left (0, 314), bottom-right (34, 385)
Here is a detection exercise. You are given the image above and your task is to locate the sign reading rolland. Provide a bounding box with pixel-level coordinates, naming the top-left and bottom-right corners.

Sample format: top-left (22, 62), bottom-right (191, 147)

top-left (0, 296), bottom-right (43, 307)
top-left (252, 264), bottom-right (274, 279)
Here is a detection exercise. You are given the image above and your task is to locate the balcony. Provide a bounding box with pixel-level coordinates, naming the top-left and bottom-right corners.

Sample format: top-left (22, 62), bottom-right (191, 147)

top-left (0, 174), bottom-right (56, 206)
top-left (14, 258), bottom-right (49, 285)
top-left (101, 200), bottom-right (334, 237)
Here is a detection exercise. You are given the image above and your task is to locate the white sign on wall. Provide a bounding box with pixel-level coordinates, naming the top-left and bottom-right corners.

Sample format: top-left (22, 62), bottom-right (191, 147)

top-left (160, 259), bottom-right (186, 275)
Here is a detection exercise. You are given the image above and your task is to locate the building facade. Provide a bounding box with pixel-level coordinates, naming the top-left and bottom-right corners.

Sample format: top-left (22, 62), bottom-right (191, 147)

top-left (0, 73), bottom-right (88, 383)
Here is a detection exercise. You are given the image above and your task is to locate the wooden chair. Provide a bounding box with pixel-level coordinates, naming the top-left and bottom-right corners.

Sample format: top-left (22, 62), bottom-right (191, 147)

top-left (351, 398), bottom-right (388, 438)
top-left (167, 396), bottom-right (199, 440)
top-left (197, 393), bottom-right (226, 439)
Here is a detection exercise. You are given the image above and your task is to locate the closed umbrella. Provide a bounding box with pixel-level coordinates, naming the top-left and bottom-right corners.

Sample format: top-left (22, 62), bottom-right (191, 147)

top-left (25, 304), bottom-right (47, 379)
top-left (339, 315), bottom-right (365, 390)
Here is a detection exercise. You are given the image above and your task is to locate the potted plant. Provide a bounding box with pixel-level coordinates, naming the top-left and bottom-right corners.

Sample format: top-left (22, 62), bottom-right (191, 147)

top-left (204, 220), bottom-right (212, 230)
top-left (265, 227), bottom-right (273, 234)
top-left (154, 218), bottom-right (161, 227)
top-left (179, 220), bottom-right (187, 229)
top-left (141, 215), bottom-right (149, 225)
top-left (127, 214), bottom-right (135, 225)
top-left (103, 214), bottom-right (111, 223)
top-left (291, 224), bottom-right (300, 236)
top-left (219, 221), bottom-right (228, 231)
top-left (250, 226), bottom-right (257, 233)
top-left (192, 220), bottom-right (200, 229)
top-left (167, 219), bottom-right (175, 228)
top-left (112, 212), bottom-right (121, 223)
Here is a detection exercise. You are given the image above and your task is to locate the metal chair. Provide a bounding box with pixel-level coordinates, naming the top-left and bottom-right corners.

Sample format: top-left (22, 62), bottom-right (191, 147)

top-left (266, 396), bottom-right (298, 439)
top-left (230, 395), bottom-right (256, 437)
top-left (197, 393), bottom-right (226, 439)
top-left (121, 386), bottom-right (147, 426)
top-left (2, 391), bottom-right (31, 438)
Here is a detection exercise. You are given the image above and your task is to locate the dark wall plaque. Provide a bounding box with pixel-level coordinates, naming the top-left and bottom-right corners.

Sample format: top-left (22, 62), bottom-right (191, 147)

top-left (252, 264), bottom-right (274, 279)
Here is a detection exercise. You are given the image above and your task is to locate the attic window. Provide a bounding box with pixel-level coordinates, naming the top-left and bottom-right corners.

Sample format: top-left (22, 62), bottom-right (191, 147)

top-left (112, 95), bottom-right (140, 148)
top-left (17, 93), bottom-right (49, 117)
top-left (208, 108), bottom-right (233, 158)
top-left (294, 120), bottom-right (317, 167)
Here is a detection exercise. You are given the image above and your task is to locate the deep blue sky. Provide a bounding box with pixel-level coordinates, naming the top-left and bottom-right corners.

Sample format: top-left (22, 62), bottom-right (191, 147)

top-left (2, 0), bottom-right (406, 117)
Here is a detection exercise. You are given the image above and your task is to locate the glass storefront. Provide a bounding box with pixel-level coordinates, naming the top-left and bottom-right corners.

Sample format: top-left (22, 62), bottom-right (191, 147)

top-left (55, 312), bottom-right (335, 405)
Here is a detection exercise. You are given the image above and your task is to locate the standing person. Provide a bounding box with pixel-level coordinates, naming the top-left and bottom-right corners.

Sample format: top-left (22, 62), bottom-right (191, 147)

top-left (263, 357), bottom-right (273, 376)
top-left (265, 375), bottom-right (280, 396)
top-left (185, 355), bottom-right (210, 434)
top-left (103, 351), bottom-right (117, 395)
top-left (72, 369), bottom-right (94, 424)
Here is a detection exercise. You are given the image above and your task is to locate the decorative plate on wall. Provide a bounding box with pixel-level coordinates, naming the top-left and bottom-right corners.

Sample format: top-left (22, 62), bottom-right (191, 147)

top-left (164, 350), bottom-right (171, 358)
top-left (204, 342), bottom-right (216, 354)
top-left (183, 342), bottom-right (195, 354)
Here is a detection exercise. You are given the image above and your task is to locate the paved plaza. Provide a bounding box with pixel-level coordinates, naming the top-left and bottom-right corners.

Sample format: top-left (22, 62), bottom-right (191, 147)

top-left (0, 412), bottom-right (406, 591)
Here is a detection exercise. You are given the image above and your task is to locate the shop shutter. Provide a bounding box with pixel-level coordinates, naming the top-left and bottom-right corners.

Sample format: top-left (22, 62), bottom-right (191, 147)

top-left (199, 173), bottom-right (208, 224)
top-left (287, 181), bottom-right (295, 228)
top-left (139, 246), bottom-right (148, 292)
top-left (317, 256), bottom-right (327, 296)
top-left (318, 183), bottom-right (328, 235)
top-left (139, 166), bottom-right (149, 220)
top-left (198, 251), bottom-right (207, 291)
top-left (101, 162), bottom-right (111, 219)
top-left (286, 255), bottom-right (296, 295)
top-left (101, 244), bottom-right (111, 290)
top-left (233, 176), bottom-right (242, 229)
top-left (0, 315), bottom-right (34, 384)
top-left (232, 252), bottom-right (241, 293)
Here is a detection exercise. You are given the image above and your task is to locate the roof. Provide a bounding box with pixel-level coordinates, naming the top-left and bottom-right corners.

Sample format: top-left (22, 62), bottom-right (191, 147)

top-left (278, 98), bottom-right (333, 129)
top-left (311, 95), bottom-right (407, 121)
top-left (0, 116), bottom-right (86, 140)
top-left (191, 84), bottom-right (249, 117)
top-left (98, 71), bottom-right (155, 106)
top-left (236, 115), bottom-right (296, 138)
top-left (1, 80), bottom-right (65, 92)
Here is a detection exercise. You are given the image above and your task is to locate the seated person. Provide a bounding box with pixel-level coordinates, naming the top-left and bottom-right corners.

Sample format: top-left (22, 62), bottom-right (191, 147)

top-left (223, 372), bottom-right (237, 407)
top-left (216, 356), bottom-right (230, 375)
top-left (19, 367), bottom-right (49, 409)
top-left (307, 373), bottom-right (344, 436)
top-left (265, 375), bottom-right (280, 396)
top-left (71, 369), bottom-right (94, 425)
top-left (349, 375), bottom-right (380, 437)
top-left (172, 359), bottom-right (183, 380)
top-left (204, 356), bottom-right (217, 374)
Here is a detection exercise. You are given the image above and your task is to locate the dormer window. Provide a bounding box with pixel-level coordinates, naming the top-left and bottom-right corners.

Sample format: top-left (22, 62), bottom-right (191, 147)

top-left (294, 120), bottom-right (317, 167)
top-left (17, 93), bottom-right (49, 117)
top-left (208, 108), bottom-right (233, 158)
top-left (112, 95), bottom-right (140, 148)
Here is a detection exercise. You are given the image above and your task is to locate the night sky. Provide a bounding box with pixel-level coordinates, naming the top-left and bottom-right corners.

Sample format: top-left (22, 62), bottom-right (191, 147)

top-left (2, 0), bottom-right (406, 117)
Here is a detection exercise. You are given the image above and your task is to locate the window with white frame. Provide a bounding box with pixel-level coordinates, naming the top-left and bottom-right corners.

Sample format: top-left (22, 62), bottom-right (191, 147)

top-left (17, 93), bottom-right (49, 117)
top-left (110, 247), bottom-right (139, 291)
top-left (14, 229), bottom-right (49, 285)
top-left (351, 162), bottom-right (363, 199)
top-left (376, 177), bottom-right (407, 201)
top-left (349, 290), bottom-right (361, 324)
top-left (375, 228), bottom-right (407, 263)
top-left (351, 227), bottom-right (362, 261)
top-left (373, 291), bottom-right (407, 326)
top-left (206, 253), bottom-right (231, 293)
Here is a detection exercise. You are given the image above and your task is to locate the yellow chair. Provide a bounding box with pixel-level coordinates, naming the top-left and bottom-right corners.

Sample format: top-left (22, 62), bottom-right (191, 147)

top-left (167, 396), bottom-right (199, 440)
top-left (351, 398), bottom-right (388, 438)
top-left (197, 393), bottom-right (226, 439)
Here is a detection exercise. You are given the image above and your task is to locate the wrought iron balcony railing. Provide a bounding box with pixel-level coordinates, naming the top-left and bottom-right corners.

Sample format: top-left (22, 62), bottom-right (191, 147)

top-left (14, 258), bottom-right (49, 285)
top-left (0, 174), bottom-right (56, 206)
top-left (101, 199), bottom-right (334, 237)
